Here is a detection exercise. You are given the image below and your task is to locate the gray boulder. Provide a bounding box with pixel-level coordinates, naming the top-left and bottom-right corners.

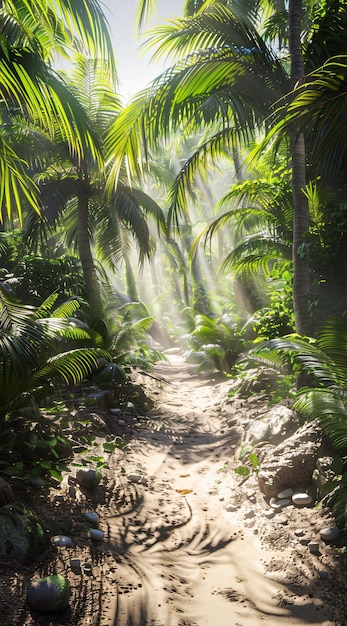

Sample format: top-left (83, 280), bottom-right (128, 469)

top-left (256, 421), bottom-right (326, 498)
top-left (244, 404), bottom-right (298, 445)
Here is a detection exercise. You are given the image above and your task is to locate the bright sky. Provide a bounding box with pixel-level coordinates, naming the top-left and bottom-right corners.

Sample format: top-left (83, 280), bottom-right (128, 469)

top-left (101, 0), bottom-right (185, 100)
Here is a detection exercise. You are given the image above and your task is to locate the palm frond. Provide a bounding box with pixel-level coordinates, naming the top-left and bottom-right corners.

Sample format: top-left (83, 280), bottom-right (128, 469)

top-left (33, 347), bottom-right (110, 386)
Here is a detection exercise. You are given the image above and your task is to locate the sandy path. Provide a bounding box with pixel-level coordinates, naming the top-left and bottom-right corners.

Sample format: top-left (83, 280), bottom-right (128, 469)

top-left (98, 355), bottom-right (335, 626)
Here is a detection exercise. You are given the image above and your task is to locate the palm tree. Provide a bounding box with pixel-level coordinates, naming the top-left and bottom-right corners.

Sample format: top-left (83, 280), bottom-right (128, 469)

top-left (23, 57), bottom-right (165, 320)
top-left (0, 0), bottom-right (115, 221)
top-left (108, 0), bottom-right (344, 339)
top-left (288, 0), bottom-right (310, 336)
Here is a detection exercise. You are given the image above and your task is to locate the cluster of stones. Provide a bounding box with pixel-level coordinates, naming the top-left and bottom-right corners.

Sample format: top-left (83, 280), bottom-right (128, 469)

top-left (268, 487), bottom-right (313, 512)
top-left (27, 466), bottom-right (105, 613)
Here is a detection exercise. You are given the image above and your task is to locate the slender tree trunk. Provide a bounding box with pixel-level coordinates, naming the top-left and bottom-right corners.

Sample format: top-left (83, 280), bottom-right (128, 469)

top-left (124, 254), bottom-right (139, 301)
top-left (289, 0), bottom-right (311, 337)
top-left (77, 192), bottom-right (103, 316)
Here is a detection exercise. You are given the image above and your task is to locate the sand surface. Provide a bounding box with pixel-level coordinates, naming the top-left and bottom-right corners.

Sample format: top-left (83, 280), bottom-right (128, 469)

top-left (2, 354), bottom-right (346, 625)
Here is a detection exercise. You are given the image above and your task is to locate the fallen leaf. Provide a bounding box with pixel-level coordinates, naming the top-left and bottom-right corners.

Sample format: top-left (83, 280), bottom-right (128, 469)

top-left (176, 489), bottom-right (193, 495)
top-left (179, 473), bottom-right (190, 478)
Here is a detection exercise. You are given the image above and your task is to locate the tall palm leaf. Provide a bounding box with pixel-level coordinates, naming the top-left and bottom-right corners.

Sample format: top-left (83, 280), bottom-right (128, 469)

top-left (107, 3), bottom-right (288, 225)
top-left (22, 58), bottom-right (165, 317)
top-left (0, 286), bottom-right (109, 427)
top-left (0, 0), bottom-right (115, 221)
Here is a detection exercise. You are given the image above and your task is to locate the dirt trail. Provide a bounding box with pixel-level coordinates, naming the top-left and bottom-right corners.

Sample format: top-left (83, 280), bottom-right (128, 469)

top-left (97, 355), bottom-right (336, 626)
top-left (3, 354), bottom-right (345, 625)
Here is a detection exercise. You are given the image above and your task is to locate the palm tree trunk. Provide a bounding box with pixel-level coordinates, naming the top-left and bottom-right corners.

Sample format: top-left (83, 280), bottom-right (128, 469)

top-left (289, 0), bottom-right (311, 337)
top-left (77, 193), bottom-right (103, 316)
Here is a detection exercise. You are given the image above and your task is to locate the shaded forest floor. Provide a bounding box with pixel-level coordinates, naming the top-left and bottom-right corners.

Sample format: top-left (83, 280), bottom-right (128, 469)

top-left (1, 354), bottom-right (347, 625)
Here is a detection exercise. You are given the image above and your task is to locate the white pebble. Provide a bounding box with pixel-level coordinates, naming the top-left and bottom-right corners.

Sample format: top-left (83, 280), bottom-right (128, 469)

top-left (52, 535), bottom-right (73, 547)
top-left (264, 509), bottom-right (276, 519)
top-left (277, 488), bottom-right (294, 499)
top-left (226, 504), bottom-right (238, 512)
top-left (270, 498), bottom-right (291, 510)
top-left (292, 493), bottom-right (313, 507)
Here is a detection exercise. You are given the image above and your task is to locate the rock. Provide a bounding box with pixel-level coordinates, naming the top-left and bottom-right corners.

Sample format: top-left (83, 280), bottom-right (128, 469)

top-left (90, 528), bottom-right (104, 542)
top-left (0, 502), bottom-right (49, 563)
top-left (263, 509), bottom-right (276, 519)
top-left (308, 541), bottom-right (320, 554)
top-left (320, 526), bottom-right (340, 542)
top-left (70, 558), bottom-right (81, 571)
top-left (277, 488), bottom-right (294, 499)
top-left (84, 562), bottom-right (93, 573)
top-left (257, 421), bottom-right (326, 498)
top-left (76, 468), bottom-right (102, 491)
top-left (318, 570), bottom-right (328, 579)
top-left (52, 535), bottom-right (73, 547)
top-left (270, 498), bottom-right (292, 510)
top-left (246, 420), bottom-right (271, 444)
top-left (27, 574), bottom-right (69, 612)
top-left (84, 511), bottom-right (99, 525)
top-left (128, 473), bottom-right (146, 484)
top-left (292, 493), bottom-right (313, 507)
top-left (226, 504), bottom-right (238, 512)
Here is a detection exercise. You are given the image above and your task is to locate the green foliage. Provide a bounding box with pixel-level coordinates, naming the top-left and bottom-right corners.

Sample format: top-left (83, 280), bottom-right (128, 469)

top-left (249, 318), bottom-right (347, 526)
top-left (0, 285), bottom-right (107, 430)
top-left (251, 265), bottom-right (295, 339)
top-left (235, 452), bottom-right (259, 478)
top-left (185, 313), bottom-right (246, 373)
top-left (104, 301), bottom-right (168, 372)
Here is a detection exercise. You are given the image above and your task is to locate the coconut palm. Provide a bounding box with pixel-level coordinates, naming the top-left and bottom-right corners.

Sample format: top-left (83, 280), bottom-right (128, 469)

top-left (22, 57), bottom-right (165, 319)
top-left (109, 0), bottom-right (345, 339)
top-left (0, 0), bottom-right (115, 221)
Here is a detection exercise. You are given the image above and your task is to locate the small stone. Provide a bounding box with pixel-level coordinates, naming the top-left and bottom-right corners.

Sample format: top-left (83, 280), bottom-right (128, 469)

top-left (27, 574), bottom-right (69, 612)
top-left (264, 509), bottom-right (276, 519)
top-left (84, 562), bottom-right (92, 572)
top-left (90, 528), bottom-right (104, 542)
top-left (84, 511), bottom-right (99, 525)
top-left (52, 535), bottom-right (73, 548)
top-left (292, 493), bottom-right (313, 507)
top-left (294, 529), bottom-right (304, 537)
top-left (319, 526), bottom-right (340, 542)
top-left (318, 570), bottom-right (328, 579)
top-left (226, 504), bottom-right (238, 512)
top-left (277, 488), bottom-right (294, 499)
top-left (118, 419), bottom-right (125, 426)
top-left (308, 541), bottom-right (320, 554)
top-left (110, 408), bottom-right (121, 415)
top-left (31, 477), bottom-right (46, 489)
top-left (76, 468), bottom-right (102, 491)
top-left (244, 509), bottom-right (255, 519)
top-left (70, 558), bottom-right (81, 571)
top-left (128, 473), bottom-right (145, 484)
top-left (270, 498), bottom-right (292, 510)
top-left (299, 537), bottom-right (311, 546)
top-left (227, 418), bottom-right (238, 427)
